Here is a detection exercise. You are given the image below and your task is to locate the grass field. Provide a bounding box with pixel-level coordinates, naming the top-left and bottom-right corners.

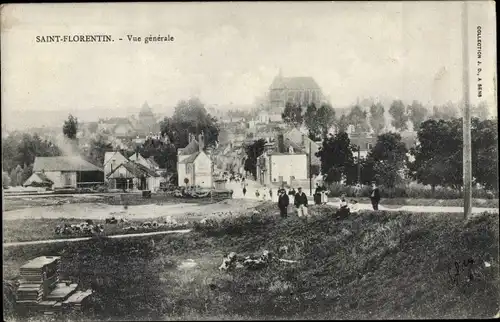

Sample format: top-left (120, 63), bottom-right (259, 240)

top-left (3, 203), bottom-right (499, 320)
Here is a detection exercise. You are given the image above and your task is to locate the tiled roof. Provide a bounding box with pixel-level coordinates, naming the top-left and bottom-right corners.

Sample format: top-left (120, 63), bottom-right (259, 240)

top-left (179, 140), bottom-right (200, 155)
top-left (178, 152), bottom-right (200, 164)
top-left (147, 157), bottom-right (159, 168)
top-left (270, 76), bottom-right (320, 90)
top-left (33, 156), bottom-right (103, 172)
top-left (106, 161), bottom-right (159, 178)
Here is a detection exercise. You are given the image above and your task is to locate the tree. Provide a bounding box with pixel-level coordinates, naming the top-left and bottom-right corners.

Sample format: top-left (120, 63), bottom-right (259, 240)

top-left (243, 139), bottom-right (266, 178)
top-left (316, 103), bottom-right (336, 139)
top-left (304, 103), bottom-right (320, 140)
top-left (408, 100), bottom-right (428, 130)
top-left (3, 171), bottom-right (11, 188)
top-left (471, 118), bottom-right (498, 191)
top-left (389, 100), bottom-right (408, 131)
top-left (472, 101), bottom-right (489, 120)
top-left (2, 133), bottom-right (61, 175)
top-left (336, 114), bottom-right (350, 133)
top-left (432, 102), bottom-right (458, 120)
top-left (160, 97), bottom-right (219, 149)
top-left (85, 134), bottom-right (113, 166)
top-left (281, 101), bottom-right (303, 128)
top-left (316, 132), bottom-right (356, 184)
top-left (9, 165), bottom-right (23, 187)
top-left (369, 103), bottom-right (385, 134)
top-left (139, 137), bottom-right (178, 175)
top-left (347, 105), bottom-right (369, 133)
top-left (368, 132), bottom-right (408, 188)
top-left (63, 114), bottom-right (78, 140)
top-left (184, 178), bottom-right (189, 186)
top-left (408, 118), bottom-right (463, 192)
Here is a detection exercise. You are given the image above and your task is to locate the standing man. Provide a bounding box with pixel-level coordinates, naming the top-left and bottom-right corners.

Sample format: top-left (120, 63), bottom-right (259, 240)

top-left (294, 187), bottom-right (309, 218)
top-left (278, 189), bottom-right (289, 218)
top-left (370, 181), bottom-right (381, 210)
top-left (242, 185), bottom-right (247, 197)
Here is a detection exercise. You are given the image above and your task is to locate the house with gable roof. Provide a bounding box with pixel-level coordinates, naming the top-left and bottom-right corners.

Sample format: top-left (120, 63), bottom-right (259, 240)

top-left (25, 156), bottom-right (104, 189)
top-left (256, 134), bottom-right (308, 186)
top-left (177, 133), bottom-right (213, 188)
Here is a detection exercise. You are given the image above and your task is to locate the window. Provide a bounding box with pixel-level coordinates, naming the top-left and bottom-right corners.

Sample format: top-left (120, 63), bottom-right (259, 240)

top-left (366, 143), bottom-right (373, 150)
top-left (186, 164), bottom-right (192, 174)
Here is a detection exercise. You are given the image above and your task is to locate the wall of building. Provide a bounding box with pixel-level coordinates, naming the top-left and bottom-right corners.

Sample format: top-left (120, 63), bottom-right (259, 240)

top-left (268, 154), bottom-right (307, 185)
top-left (194, 152), bottom-right (212, 188)
top-left (147, 176), bottom-right (161, 191)
top-left (45, 171), bottom-right (77, 188)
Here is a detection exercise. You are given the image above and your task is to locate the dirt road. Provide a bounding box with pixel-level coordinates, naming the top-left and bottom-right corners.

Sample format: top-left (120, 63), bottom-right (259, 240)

top-left (2, 199), bottom-right (263, 221)
top-left (3, 229), bottom-right (191, 248)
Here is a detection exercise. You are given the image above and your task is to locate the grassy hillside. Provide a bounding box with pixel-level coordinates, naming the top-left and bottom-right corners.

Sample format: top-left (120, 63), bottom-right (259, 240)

top-left (4, 203), bottom-right (499, 320)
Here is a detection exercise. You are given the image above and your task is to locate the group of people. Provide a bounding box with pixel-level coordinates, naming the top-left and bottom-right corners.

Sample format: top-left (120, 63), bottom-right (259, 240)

top-left (275, 181), bottom-right (381, 219)
top-left (277, 187), bottom-right (309, 218)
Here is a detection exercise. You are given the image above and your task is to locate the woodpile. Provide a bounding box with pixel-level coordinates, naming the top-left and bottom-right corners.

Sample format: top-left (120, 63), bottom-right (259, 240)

top-left (15, 256), bottom-right (93, 316)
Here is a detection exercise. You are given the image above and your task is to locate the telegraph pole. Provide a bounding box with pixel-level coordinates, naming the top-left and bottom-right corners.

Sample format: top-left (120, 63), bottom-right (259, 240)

top-left (357, 145), bottom-right (361, 185)
top-left (462, 0), bottom-right (472, 219)
top-left (309, 140), bottom-right (312, 196)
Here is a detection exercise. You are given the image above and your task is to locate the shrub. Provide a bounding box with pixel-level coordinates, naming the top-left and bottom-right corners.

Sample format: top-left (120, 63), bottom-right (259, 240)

top-left (326, 182), bottom-right (498, 199)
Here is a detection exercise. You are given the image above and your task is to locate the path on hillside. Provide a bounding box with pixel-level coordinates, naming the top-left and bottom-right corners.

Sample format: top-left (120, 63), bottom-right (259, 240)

top-left (3, 229), bottom-right (192, 248)
top-left (227, 181), bottom-right (498, 214)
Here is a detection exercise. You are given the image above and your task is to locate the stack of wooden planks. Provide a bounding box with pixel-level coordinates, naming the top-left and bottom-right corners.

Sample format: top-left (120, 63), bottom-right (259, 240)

top-left (15, 256), bottom-right (94, 316)
top-left (16, 256), bottom-right (61, 306)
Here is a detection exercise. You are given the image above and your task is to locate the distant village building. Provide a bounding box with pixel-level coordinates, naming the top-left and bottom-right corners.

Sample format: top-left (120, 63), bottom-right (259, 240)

top-left (98, 118), bottom-right (137, 138)
top-left (137, 102), bottom-right (160, 135)
top-left (268, 70), bottom-right (325, 109)
top-left (106, 161), bottom-right (161, 191)
top-left (177, 134), bottom-right (213, 188)
top-left (26, 156), bottom-right (104, 189)
top-left (256, 134), bottom-right (308, 186)
top-left (283, 127), bottom-right (321, 170)
top-left (103, 151), bottom-right (161, 191)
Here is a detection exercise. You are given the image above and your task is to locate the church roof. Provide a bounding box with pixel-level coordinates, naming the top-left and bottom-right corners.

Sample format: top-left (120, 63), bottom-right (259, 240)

top-left (139, 102), bottom-right (154, 117)
top-left (269, 76), bottom-right (320, 90)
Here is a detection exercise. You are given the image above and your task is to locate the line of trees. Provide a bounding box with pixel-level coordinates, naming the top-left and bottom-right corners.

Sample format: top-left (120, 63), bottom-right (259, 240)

top-left (281, 99), bottom-right (491, 138)
top-left (315, 116), bottom-right (498, 193)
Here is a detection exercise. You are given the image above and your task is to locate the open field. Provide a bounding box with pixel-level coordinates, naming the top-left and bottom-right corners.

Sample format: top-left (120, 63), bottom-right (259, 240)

top-left (3, 203), bottom-right (499, 320)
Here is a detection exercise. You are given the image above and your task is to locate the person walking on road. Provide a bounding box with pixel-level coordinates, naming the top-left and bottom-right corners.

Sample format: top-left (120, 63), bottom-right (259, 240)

top-left (294, 187), bottom-right (309, 218)
top-left (370, 181), bottom-right (381, 210)
top-left (243, 186), bottom-right (247, 197)
top-left (278, 189), bottom-right (290, 218)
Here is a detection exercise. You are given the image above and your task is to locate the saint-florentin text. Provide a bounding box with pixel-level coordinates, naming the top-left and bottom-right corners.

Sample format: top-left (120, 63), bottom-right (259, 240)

top-left (36, 35), bottom-right (113, 43)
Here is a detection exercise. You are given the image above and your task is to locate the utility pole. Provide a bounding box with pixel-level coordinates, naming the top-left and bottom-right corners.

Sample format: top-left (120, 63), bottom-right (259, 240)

top-left (462, 0), bottom-right (472, 219)
top-left (309, 140), bottom-right (312, 196)
top-left (357, 145), bottom-right (361, 185)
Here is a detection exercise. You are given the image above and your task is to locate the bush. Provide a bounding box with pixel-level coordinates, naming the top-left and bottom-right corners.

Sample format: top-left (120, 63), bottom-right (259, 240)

top-left (326, 182), bottom-right (498, 199)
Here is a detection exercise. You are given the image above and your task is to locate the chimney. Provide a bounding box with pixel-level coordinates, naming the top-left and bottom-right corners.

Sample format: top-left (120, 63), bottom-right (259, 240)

top-left (277, 134), bottom-right (285, 153)
top-left (198, 133), bottom-right (204, 152)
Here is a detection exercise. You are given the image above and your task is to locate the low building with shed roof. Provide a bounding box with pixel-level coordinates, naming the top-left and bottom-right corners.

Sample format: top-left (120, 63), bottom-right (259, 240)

top-left (27, 156), bottom-right (104, 189)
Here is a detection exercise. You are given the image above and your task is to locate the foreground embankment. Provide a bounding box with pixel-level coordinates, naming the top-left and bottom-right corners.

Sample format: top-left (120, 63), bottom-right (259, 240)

top-left (3, 203), bottom-right (499, 320)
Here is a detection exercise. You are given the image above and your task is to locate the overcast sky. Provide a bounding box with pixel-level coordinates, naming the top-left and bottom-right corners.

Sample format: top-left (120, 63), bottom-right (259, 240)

top-left (1, 1), bottom-right (497, 119)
